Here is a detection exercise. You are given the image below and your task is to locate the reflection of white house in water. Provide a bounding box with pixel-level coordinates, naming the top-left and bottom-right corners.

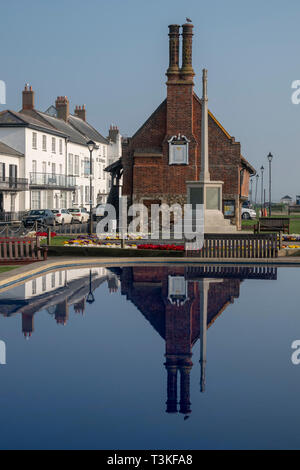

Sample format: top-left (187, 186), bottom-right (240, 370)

top-left (0, 267), bottom-right (120, 336)
top-left (0, 267), bottom-right (108, 300)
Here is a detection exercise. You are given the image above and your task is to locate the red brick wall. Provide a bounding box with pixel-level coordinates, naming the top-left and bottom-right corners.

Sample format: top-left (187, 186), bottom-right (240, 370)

top-left (122, 88), bottom-right (250, 227)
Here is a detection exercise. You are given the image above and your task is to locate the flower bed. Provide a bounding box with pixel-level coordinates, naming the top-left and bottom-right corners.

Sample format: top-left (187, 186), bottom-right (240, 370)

top-left (137, 244), bottom-right (184, 251)
top-left (63, 236), bottom-right (137, 248)
top-left (36, 231), bottom-right (56, 237)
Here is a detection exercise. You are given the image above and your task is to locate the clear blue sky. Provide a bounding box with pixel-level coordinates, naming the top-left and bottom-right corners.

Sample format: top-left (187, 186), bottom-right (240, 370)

top-left (1, 0), bottom-right (300, 200)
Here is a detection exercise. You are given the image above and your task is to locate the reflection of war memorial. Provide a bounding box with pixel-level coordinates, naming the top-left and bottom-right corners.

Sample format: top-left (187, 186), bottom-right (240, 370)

top-left (0, 264), bottom-right (277, 416)
top-left (117, 265), bottom-right (277, 416)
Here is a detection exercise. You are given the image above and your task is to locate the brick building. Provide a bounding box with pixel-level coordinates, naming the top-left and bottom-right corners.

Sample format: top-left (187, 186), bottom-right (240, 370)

top-left (117, 23), bottom-right (255, 229)
top-left (119, 265), bottom-right (242, 414)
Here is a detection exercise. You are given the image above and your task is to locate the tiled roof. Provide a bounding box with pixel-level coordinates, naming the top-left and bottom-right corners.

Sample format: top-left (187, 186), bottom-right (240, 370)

top-left (36, 111), bottom-right (88, 145)
top-left (0, 141), bottom-right (24, 157)
top-left (68, 115), bottom-right (108, 144)
top-left (0, 110), bottom-right (62, 135)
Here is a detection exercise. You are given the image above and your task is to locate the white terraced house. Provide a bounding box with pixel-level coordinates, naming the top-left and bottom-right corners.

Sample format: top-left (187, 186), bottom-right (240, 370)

top-left (0, 84), bottom-right (122, 218)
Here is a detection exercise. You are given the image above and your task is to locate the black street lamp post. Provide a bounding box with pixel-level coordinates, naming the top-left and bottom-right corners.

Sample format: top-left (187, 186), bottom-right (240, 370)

top-left (260, 165), bottom-right (264, 214)
top-left (86, 269), bottom-right (95, 304)
top-left (255, 173), bottom-right (259, 205)
top-left (267, 152), bottom-right (273, 216)
top-left (87, 140), bottom-right (96, 236)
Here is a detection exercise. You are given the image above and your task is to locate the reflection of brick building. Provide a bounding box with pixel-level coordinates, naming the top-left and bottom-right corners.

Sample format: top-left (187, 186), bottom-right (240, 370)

top-left (119, 23), bottom-right (255, 229)
top-left (120, 266), bottom-right (241, 415)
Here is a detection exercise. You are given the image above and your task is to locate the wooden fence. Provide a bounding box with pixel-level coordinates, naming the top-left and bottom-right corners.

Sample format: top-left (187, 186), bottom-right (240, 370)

top-left (186, 233), bottom-right (278, 258)
top-left (0, 237), bottom-right (47, 264)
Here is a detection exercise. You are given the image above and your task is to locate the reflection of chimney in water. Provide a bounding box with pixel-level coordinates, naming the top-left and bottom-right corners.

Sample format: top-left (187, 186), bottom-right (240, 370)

top-left (55, 299), bottom-right (69, 325)
top-left (165, 360), bottom-right (178, 413)
top-left (74, 298), bottom-right (86, 315)
top-left (22, 313), bottom-right (34, 339)
top-left (179, 361), bottom-right (192, 415)
top-left (107, 276), bottom-right (119, 293)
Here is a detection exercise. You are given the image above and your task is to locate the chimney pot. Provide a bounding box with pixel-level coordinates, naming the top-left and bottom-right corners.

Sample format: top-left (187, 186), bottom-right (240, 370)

top-left (22, 84), bottom-right (35, 111)
top-left (55, 95), bottom-right (70, 121)
top-left (166, 24), bottom-right (180, 82)
top-left (74, 104), bottom-right (86, 121)
top-left (180, 23), bottom-right (195, 82)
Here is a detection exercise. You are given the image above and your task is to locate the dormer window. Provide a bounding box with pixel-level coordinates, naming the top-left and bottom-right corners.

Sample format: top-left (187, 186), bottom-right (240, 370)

top-left (168, 134), bottom-right (190, 165)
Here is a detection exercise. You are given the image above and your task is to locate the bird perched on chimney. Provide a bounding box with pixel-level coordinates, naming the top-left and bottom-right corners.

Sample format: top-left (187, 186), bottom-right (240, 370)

top-left (186, 17), bottom-right (192, 23)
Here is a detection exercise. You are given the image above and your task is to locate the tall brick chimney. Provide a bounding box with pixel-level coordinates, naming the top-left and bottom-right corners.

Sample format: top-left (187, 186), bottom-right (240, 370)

top-left (166, 24), bottom-right (180, 83)
top-left (74, 104), bottom-right (86, 121)
top-left (22, 84), bottom-right (34, 110)
top-left (108, 125), bottom-right (119, 143)
top-left (166, 23), bottom-right (195, 137)
top-left (180, 23), bottom-right (195, 82)
top-left (55, 96), bottom-right (69, 122)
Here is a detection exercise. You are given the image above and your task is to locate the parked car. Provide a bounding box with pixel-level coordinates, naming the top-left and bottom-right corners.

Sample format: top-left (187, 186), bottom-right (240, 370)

top-left (242, 200), bottom-right (252, 209)
top-left (241, 207), bottom-right (257, 220)
top-left (68, 207), bottom-right (89, 223)
top-left (92, 204), bottom-right (106, 221)
top-left (52, 209), bottom-right (73, 225)
top-left (22, 210), bottom-right (55, 227)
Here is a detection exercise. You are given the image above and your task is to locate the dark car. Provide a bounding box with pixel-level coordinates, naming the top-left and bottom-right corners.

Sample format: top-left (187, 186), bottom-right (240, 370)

top-left (22, 210), bottom-right (55, 228)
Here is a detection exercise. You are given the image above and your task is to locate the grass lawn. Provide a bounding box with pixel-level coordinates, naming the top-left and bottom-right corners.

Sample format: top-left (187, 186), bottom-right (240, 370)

top-left (46, 216), bottom-right (300, 247)
top-left (242, 215), bottom-right (300, 234)
top-left (0, 266), bottom-right (19, 273)
top-left (45, 236), bottom-right (71, 246)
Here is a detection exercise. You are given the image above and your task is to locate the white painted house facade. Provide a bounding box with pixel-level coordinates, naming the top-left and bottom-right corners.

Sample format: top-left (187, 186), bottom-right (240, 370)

top-left (0, 85), bottom-right (121, 216)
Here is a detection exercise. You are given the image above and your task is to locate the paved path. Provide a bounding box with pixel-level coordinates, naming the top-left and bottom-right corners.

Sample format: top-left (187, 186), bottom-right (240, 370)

top-left (1, 256), bottom-right (300, 293)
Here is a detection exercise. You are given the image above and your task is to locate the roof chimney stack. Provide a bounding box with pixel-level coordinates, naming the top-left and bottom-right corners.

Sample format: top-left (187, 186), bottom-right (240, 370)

top-left (108, 124), bottom-right (119, 143)
top-left (55, 96), bottom-right (69, 122)
top-left (74, 104), bottom-right (86, 121)
top-left (180, 23), bottom-right (195, 83)
top-left (166, 24), bottom-right (180, 83)
top-left (22, 84), bottom-right (35, 110)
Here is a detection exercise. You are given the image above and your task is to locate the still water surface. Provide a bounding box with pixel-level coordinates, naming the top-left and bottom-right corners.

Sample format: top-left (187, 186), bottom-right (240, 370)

top-left (0, 263), bottom-right (299, 450)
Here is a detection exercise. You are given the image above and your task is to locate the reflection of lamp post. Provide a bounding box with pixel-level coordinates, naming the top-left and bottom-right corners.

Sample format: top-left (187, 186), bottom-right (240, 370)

top-left (87, 140), bottom-right (96, 236)
top-left (86, 270), bottom-right (95, 304)
top-left (267, 152), bottom-right (273, 216)
top-left (255, 174), bottom-right (259, 205)
top-left (260, 165), bottom-right (264, 212)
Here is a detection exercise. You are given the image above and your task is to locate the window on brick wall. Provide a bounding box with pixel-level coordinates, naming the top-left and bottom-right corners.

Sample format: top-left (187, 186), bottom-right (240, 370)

top-left (168, 136), bottom-right (189, 165)
top-left (52, 137), bottom-right (56, 153)
top-left (59, 139), bottom-right (63, 155)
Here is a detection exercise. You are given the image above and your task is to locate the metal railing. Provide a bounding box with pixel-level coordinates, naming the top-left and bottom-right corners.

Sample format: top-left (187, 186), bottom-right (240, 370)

top-left (0, 211), bottom-right (27, 222)
top-left (0, 177), bottom-right (28, 191)
top-left (29, 173), bottom-right (76, 189)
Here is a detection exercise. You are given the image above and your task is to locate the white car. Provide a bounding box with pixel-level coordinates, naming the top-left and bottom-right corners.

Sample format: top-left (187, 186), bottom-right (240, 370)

top-left (92, 204), bottom-right (106, 220)
top-left (241, 207), bottom-right (257, 220)
top-left (52, 209), bottom-right (73, 225)
top-left (68, 207), bottom-right (89, 223)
